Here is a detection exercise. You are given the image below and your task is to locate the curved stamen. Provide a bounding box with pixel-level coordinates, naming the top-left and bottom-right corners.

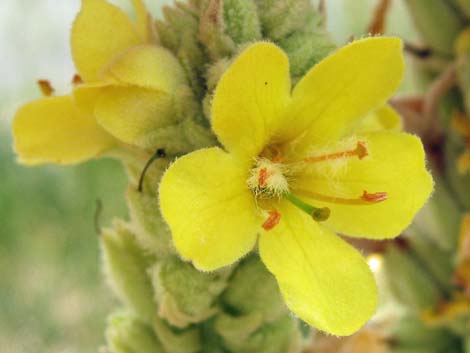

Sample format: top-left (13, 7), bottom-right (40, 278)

top-left (283, 192), bottom-right (330, 221)
top-left (262, 210), bottom-right (281, 231)
top-left (258, 167), bottom-right (269, 187)
top-left (301, 141), bottom-right (368, 164)
top-left (299, 189), bottom-right (388, 205)
top-left (37, 79), bottom-right (54, 96)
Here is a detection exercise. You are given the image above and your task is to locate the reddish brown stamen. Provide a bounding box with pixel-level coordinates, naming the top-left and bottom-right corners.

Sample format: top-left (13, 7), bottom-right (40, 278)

top-left (361, 190), bottom-right (388, 203)
top-left (299, 189), bottom-right (388, 205)
top-left (302, 141), bottom-right (368, 163)
top-left (37, 79), bottom-right (54, 96)
top-left (72, 74), bottom-right (83, 85)
top-left (258, 168), bottom-right (269, 187)
top-left (262, 210), bottom-right (281, 231)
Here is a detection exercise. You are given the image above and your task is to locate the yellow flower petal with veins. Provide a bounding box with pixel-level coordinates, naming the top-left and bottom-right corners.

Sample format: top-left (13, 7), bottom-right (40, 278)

top-left (259, 203), bottom-right (377, 336)
top-left (71, 0), bottom-right (144, 82)
top-left (131, 0), bottom-right (152, 41)
top-left (356, 105), bottom-right (402, 134)
top-left (212, 42), bottom-right (291, 159)
top-left (101, 45), bottom-right (187, 91)
top-left (285, 37), bottom-right (404, 155)
top-left (13, 95), bottom-right (116, 165)
top-left (295, 132), bottom-right (433, 238)
top-left (94, 86), bottom-right (176, 148)
top-left (159, 148), bottom-right (260, 271)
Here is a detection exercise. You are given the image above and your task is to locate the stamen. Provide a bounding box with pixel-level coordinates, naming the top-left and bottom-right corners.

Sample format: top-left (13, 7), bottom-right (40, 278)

top-left (299, 189), bottom-right (388, 205)
top-left (283, 192), bottom-right (330, 222)
top-left (72, 74), bottom-right (83, 85)
top-left (361, 191), bottom-right (388, 203)
top-left (37, 79), bottom-right (54, 96)
top-left (302, 141), bottom-right (369, 163)
top-left (262, 210), bottom-right (281, 231)
top-left (258, 168), bottom-right (269, 187)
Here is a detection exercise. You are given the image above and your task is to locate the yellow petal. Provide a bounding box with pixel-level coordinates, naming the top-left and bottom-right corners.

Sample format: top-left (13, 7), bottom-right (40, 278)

top-left (212, 42), bottom-right (291, 158)
top-left (13, 95), bottom-right (116, 165)
top-left (94, 86), bottom-right (176, 148)
top-left (355, 105), bottom-right (402, 134)
top-left (73, 81), bottom-right (114, 116)
top-left (71, 0), bottom-right (144, 82)
top-left (159, 148), bottom-right (260, 271)
top-left (102, 45), bottom-right (186, 92)
top-left (295, 132), bottom-right (433, 239)
top-left (131, 0), bottom-right (152, 41)
top-left (284, 37), bottom-right (404, 155)
top-left (259, 203), bottom-right (377, 336)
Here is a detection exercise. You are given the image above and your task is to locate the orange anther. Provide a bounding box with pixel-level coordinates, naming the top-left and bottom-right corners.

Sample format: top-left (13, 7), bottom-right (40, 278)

top-left (356, 141), bottom-right (369, 159)
top-left (72, 74), bottom-right (83, 85)
top-left (262, 210), bottom-right (281, 231)
top-left (37, 79), bottom-right (54, 96)
top-left (258, 168), bottom-right (269, 187)
top-left (361, 191), bottom-right (388, 203)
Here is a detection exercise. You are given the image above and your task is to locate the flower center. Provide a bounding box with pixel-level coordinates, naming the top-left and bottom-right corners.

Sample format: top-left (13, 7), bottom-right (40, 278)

top-left (247, 158), bottom-right (289, 198)
top-left (249, 141), bottom-right (388, 231)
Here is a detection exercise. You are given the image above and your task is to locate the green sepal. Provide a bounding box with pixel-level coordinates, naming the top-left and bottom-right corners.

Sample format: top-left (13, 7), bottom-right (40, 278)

top-left (254, 0), bottom-right (323, 40)
top-left (223, 0), bottom-right (262, 44)
top-left (409, 176), bottom-right (460, 251)
top-left (390, 315), bottom-right (455, 352)
top-left (127, 186), bottom-right (174, 256)
top-left (406, 231), bottom-right (455, 293)
top-left (221, 255), bottom-right (287, 323)
top-left (199, 0), bottom-right (236, 60)
top-left (106, 311), bottom-right (164, 353)
top-left (216, 315), bottom-right (301, 353)
top-left (383, 244), bottom-right (442, 313)
top-left (153, 316), bottom-right (202, 353)
top-left (101, 221), bottom-right (157, 324)
top-left (150, 256), bottom-right (231, 328)
top-left (278, 30), bottom-right (335, 82)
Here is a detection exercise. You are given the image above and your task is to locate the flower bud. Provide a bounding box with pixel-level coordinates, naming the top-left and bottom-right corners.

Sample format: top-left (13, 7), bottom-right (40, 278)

top-left (221, 255), bottom-right (288, 323)
top-left (410, 176), bottom-right (460, 251)
top-left (105, 311), bottom-right (163, 353)
top-left (150, 256), bottom-right (230, 328)
top-left (279, 30), bottom-right (335, 82)
top-left (223, 0), bottom-right (261, 44)
top-left (153, 316), bottom-right (201, 353)
top-left (101, 221), bottom-right (157, 323)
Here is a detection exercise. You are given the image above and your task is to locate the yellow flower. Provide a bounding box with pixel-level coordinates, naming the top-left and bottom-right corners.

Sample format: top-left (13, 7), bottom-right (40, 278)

top-left (159, 38), bottom-right (433, 335)
top-left (13, 0), bottom-right (186, 165)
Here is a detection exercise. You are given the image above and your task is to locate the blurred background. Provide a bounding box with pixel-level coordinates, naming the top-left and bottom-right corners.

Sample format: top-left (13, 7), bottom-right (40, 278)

top-left (0, 1), bottom-right (417, 352)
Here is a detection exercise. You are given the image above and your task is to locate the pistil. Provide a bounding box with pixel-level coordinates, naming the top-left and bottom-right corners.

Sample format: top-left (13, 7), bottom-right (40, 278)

top-left (283, 192), bottom-right (330, 221)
